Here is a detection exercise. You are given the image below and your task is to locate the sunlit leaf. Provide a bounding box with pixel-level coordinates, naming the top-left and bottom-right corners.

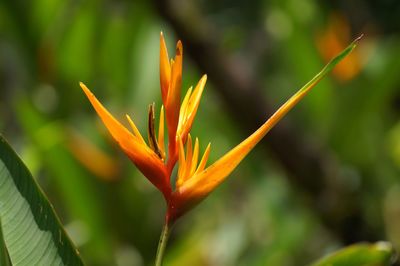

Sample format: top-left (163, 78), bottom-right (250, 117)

top-left (16, 98), bottom-right (114, 264)
top-left (0, 134), bottom-right (84, 265)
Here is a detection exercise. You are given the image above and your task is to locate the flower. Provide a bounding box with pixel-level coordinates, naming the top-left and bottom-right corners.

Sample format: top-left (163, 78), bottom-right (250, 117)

top-left (81, 33), bottom-right (360, 224)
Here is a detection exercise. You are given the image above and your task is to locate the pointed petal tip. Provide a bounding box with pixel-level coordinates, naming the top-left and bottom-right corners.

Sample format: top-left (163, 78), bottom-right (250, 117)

top-left (200, 75), bottom-right (207, 85)
top-left (80, 82), bottom-right (92, 96)
top-left (355, 34), bottom-right (364, 42)
top-left (79, 82), bottom-right (87, 90)
top-left (160, 32), bottom-right (166, 43)
top-left (350, 34), bottom-right (363, 48)
top-left (176, 40), bottom-right (183, 55)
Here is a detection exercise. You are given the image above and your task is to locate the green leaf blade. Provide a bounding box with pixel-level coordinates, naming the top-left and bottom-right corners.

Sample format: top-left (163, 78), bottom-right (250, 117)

top-left (311, 242), bottom-right (395, 266)
top-left (0, 218), bottom-right (12, 266)
top-left (0, 135), bottom-right (84, 265)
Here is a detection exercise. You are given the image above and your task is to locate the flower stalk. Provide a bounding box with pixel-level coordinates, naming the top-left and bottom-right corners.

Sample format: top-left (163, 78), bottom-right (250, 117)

top-left (155, 221), bottom-right (171, 266)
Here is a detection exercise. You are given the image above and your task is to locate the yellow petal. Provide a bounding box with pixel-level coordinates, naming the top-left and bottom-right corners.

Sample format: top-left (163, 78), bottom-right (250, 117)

top-left (184, 134), bottom-right (193, 179)
top-left (176, 135), bottom-right (186, 187)
top-left (180, 75), bottom-right (207, 138)
top-left (178, 86), bottom-right (192, 131)
top-left (160, 32), bottom-right (171, 104)
top-left (80, 82), bottom-right (170, 196)
top-left (126, 114), bottom-right (146, 145)
top-left (194, 142), bottom-right (211, 175)
top-left (187, 75), bottom-right (207, 118)
top-left (175, 36), bottom-right (361, 204)
top-left (189, 138), bottom-right (199, 177)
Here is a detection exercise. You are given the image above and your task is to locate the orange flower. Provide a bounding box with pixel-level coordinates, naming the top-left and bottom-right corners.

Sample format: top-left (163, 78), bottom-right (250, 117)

top-left (81, 33), bottom-right (361, 224)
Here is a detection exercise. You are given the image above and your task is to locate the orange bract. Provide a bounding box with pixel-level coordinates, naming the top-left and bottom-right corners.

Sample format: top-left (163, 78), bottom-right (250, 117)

top-left (80, 83), bottom-right (170, 198)
top-left (81, 33), bottom-right (360, 224)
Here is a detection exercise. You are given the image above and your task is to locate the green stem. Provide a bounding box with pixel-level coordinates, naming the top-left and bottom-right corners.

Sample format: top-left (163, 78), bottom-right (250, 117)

top-left (155, 221), bottom-right (171, 266)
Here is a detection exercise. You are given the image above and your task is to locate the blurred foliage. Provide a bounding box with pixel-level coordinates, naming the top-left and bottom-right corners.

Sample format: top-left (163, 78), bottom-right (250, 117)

top-left (311, 242), bottom-right (394, 266)
top-left (0, 0), bottom-right (400, 265)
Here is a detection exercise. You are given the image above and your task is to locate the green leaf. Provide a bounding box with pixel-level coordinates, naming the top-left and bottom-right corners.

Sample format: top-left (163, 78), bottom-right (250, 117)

top-left (0, 218), bottom-right (12, 266)
top-left (16, 98), bottom-right (113, 264)
top-left (0, 135), bottom-right (84, 265)
top-left (311, 242), bottom-right (395, 266)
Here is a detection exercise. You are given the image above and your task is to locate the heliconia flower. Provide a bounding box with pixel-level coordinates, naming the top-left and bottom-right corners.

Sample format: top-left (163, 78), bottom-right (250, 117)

top-left (81, 33), bottom-right (361, 225)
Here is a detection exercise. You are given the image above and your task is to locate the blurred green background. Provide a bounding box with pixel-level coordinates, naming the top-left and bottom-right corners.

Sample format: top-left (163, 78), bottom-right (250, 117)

top-left (1, 0), bottom-right (400, 265)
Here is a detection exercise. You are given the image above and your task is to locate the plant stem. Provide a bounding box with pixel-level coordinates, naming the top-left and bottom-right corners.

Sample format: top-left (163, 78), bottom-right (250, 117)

top-left (155, 221), bottom-right (171, 266)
